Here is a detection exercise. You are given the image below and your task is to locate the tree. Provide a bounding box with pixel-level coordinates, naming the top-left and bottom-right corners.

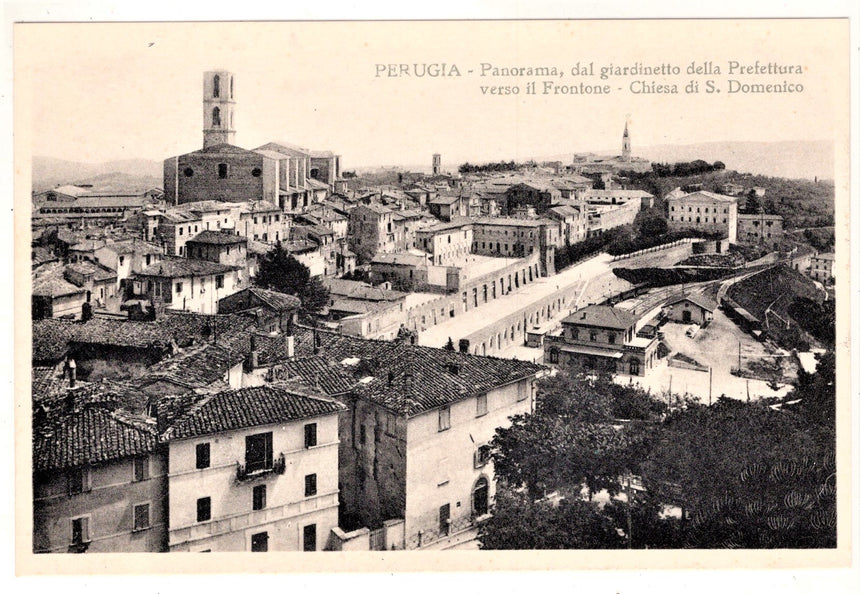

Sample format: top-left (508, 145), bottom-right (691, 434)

top-left (255, 242), bottom-right (330, 315)
top-left (443, 337), bottom-right (455, 351)
top-left (744, 190), bottom-right (762, 214)
top-left (478, 486), bottom-right (625, 549)
top-left (639, 397), bottom-right (832, 523)
top-left (634, 208), bottom-right (669, 239)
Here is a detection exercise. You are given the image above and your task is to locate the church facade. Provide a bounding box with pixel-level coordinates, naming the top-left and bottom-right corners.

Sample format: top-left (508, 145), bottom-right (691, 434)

top-left (164, 71), bottom-right (342, 210)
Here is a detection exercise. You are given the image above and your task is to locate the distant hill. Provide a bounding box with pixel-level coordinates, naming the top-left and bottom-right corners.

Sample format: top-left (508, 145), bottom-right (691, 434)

top-left (537, 140), bottom-right (834, 181)
top-left (32, 156), bottom-right (163, 193)
top-left (635, 141), bottom-right (833, 181)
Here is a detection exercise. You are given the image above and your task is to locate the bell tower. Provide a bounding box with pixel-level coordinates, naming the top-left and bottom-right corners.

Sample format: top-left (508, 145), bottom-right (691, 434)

top-left (621, 120), bottom-right (631, 162)
top-left (203, 70), bottom-right (236, 148)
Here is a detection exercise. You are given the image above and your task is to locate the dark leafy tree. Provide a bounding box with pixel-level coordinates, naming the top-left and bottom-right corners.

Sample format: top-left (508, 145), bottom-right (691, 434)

top-left (255, 242), bottom-right (330, 315)
top-left (443, 337), bottom-right (455, 351)
top-left (478, 486), bottom-right (626, 549)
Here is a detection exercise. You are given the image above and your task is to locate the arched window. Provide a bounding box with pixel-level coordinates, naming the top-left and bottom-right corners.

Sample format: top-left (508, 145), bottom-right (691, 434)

top-left (473, 477), bottom-right (489, 517)
top-left (230, 76), bottom-right (234, 98)
top-left (213, 75), bottom-right (220, 98)
top-left (212, 107), bottom-right (221, 127)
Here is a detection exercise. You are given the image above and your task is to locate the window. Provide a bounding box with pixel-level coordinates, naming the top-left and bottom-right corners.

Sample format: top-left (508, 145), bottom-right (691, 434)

top-left (251, 531), bottom-right (268, 552)
top-left (133, 503), bottom-right (151, 531)
top-left (608, 332), bottom-right (616, 345)
top-left (304, 423), bottom-right (317, 448)
top-left (549, 348), bottom-right (559, 364)
top-left (438, 407), bottom-right (451, 431)
top-left (252, 485), bottom-right (267, 510)
top-left (516, 380), bottom-right (528, 402)
top-left (70, 516), bottom-right (90, 545)
top-left (119, 255), bottom-right (125, 266)
top-left (303, 524), bottom-right (317, 551)
top-left (212, 106), bottom-right (221, 127)
top-left (133, 456), bottom-right (149, 482)
top-left (590, 330), bottom-right (598, 342)
top-left (474, 444), bottom-right (491, 468)
top-left (218, 164), bottom-right (228, 178)
top-left (175, 282), bottom-right (183, 294)
top-left (192, 444), bottom-right (210, 470)
top-left (305, 473), bottom-right (317, 497)
top-left (196, 497), bottom-right (211, 522)
top-left (213, 74), bottom-right (220, 97)
top-left (252, 167), bottom-right (262, 177)
top-left (571, 327), bottom-right (579, 340)
top-left (67, 467), bottom-right (90, 495)
top-left (245, 432), bottom-right (273, 473)
top-left (215, 275), bottom-right (224, 289)
top-left (476, 394), bottom-right (488, 417)
top-left (184, 167), bottom-right (194, 177)
top-left (359, 424), bottom-right (366, 445)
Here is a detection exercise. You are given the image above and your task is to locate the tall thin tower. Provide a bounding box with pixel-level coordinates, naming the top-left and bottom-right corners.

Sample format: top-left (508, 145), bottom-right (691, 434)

top-left (432, 153), bottom-right (441, 175)
top-left (203, 70), bottom-right (236, 148)
top-left (621, 120), bottom-right (631, 162)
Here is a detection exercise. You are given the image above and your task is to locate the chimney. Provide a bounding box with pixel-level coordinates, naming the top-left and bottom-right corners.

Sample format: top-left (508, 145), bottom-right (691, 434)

top-left (247, 335), bottom-right (259, 370)
top-left (68, 359), bottom-right (77, 389)
top-left (286, 335), bottom-right (295, 359)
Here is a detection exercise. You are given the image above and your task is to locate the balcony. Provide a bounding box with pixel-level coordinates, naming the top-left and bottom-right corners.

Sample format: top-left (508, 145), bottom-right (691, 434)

top-left (236, 453), bottom-right (285, 482)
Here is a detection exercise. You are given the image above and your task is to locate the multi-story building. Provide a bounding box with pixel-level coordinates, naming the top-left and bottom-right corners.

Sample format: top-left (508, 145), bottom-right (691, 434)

top-left (230, 200), bottom-right (289, 244)
top-left (131, 258), bottom-right (241, 314)
top-left (547, 204), bottom-right (587, 246)
top-left (348, 203), bottom-right (396, 263)
top-left (808, 252), bottom-right (835, 283)
top-left (503, 181), bottom-right (561, 215)
top-left (161, 385), bottom-right (345, 552)
top-left (471, 217), bottom-right (560, 276)
top-left (32, 400), bottom-right (168, 553)
top-left (544, 305), bottom-right (659, 376)
top-left (666, 190), bottom-right (738, 243)
top-left (255, 326), bottom-right (545, 550)
top-left (93, 240), bottom-right (164, 292)
top-left (736, 213), bottom-right (784, 247)
top-left (415, 221), bottom-right (474, 266)
top-left (155, 211), bottom-right (203, 257)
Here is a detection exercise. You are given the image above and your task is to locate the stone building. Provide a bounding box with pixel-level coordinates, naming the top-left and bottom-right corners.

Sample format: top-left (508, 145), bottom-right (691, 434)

top-left (664, 294), bottom-right (717, 325)
top-left (544, 305), bottom-right (659, 376)
top-left (164, 72), bottom-right (342, 208)
top-left (736, 213), bottom-right (784, 247)
top-left (666, 190), bottom-right (738, 243)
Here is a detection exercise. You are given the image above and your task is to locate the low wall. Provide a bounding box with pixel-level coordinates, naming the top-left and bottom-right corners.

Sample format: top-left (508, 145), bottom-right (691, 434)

top-left (327, 526), bottom-right (370, 551)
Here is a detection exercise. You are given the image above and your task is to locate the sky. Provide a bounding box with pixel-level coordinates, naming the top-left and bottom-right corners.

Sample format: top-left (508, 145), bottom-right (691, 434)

top-left (15, 20), bottom-right (848, 169)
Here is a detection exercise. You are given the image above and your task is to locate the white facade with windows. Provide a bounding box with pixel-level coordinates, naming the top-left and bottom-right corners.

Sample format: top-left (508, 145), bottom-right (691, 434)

top-left (166, 410), bottom-right (341, 552)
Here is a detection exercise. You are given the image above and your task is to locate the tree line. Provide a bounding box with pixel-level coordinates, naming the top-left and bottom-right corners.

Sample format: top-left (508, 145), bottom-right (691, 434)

top-left (480, 354), bottom-right (835, 549)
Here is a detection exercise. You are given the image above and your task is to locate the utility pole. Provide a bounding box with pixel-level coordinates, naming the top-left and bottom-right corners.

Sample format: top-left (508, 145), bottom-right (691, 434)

top-left (708, 366), bottom-right (713, 406)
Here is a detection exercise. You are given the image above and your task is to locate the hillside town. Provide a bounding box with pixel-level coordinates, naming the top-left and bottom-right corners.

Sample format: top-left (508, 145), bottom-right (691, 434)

top-left (30, 71), bottom-right (837, 552)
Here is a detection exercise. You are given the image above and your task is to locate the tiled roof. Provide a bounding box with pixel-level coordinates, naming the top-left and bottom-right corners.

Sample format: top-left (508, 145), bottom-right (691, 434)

top-left (669, 191), bottom-right (737, 203)
top-left (193, 143), bottom-right (259, 156)
top-left (257, 326), bottom-right (544, 417)
top-left (137, 257), bottom-right (238, 278)
top-left (371, 252), bottom-right (428, 267)
top-left (666, 293), bottom-right (718, 312)
top-left (135, 343), bottom-right (244, 390)
top-left (161, 385), bottom-right (345, 441)
top-left (562, 305), bottom-right (638, 330)
top-left (65, 261), bottom-right (117, 283)
top-left (246, 287), bottom-right (302, 312)
top-left (99, 239), bottom-right (163, 256)
top-left (323, 278), bottom-right (407, 302)
top-left (187, 230), bottom-right (247, 245)
top-left (32, 311), bottom-right (257, 361)
top-left (269, 356), bottom-right (357, 395)
top-left (32, 263), bottom-right (86, 298)
top-left (33, 405), bottom-right (157, 472)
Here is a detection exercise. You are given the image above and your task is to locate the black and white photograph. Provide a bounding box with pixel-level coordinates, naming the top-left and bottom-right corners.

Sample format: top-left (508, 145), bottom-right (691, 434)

top-left (10, 12), bottom-right (855, 578)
